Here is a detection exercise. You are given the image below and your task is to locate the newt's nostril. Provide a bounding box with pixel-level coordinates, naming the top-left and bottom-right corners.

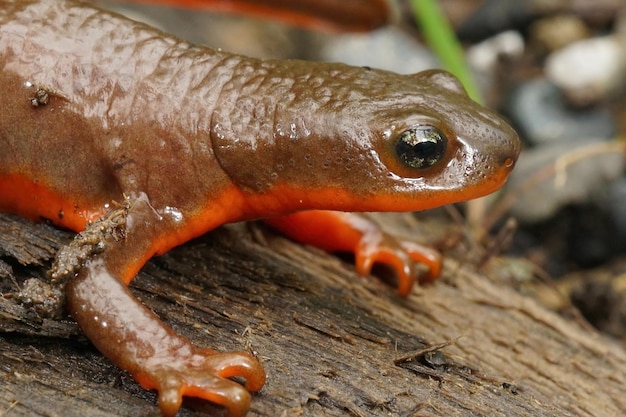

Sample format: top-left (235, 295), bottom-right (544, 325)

top-left (504, 157), bottom-right (515, 169)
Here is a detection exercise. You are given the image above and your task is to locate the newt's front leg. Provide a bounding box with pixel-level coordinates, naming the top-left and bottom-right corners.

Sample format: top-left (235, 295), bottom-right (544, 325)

top-left (59, 196), bottom-right (265, 417)
top-left (265, 210), bottom-right (442, 296)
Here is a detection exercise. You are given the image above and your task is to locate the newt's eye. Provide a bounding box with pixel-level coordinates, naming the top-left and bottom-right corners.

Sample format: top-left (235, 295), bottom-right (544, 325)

top-left (395, 126), bottom-right (447, 169)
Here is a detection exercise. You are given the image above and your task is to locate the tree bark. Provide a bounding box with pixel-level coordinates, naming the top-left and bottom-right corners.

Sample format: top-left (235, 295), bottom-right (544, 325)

top-left (1, 212), bottom-right (625, 417)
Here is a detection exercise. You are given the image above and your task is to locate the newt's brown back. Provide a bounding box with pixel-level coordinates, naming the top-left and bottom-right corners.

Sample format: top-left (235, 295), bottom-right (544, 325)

top-left (0, 0), bottom-right (520, 235)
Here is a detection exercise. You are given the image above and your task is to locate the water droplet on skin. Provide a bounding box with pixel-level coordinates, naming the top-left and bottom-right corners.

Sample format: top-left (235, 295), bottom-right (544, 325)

top-left (213, 123), bottom-right (225, 140)
top-left (275, 123), bottom-right (284, 137)
top-left (289, 123), bottom-right (298, 140)
top-left (162, 206), bottom-right (184, 223)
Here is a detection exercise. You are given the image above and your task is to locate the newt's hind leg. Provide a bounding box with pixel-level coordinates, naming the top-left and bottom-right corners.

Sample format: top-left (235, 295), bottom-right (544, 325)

top-left (55, 195), bottom-right (265, 417)
top-left (265, 210), bottom-right (441, 296)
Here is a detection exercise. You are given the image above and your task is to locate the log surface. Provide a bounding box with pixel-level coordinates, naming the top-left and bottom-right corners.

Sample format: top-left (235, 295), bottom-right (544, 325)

top-left (1, 212), bottom-right (625, 417)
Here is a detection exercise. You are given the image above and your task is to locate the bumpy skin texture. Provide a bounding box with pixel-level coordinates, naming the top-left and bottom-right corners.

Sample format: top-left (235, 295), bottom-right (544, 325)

top-left (0, 1), bottom-right (520, 416)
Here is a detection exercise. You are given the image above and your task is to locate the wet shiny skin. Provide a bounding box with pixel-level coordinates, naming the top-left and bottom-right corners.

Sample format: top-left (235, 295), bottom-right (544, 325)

top-left (0, 1), bottom-right (520, 416)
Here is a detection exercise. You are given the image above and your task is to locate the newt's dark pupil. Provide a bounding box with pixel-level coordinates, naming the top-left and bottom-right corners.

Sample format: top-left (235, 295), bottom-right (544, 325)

top-left (395, 126), bottom-right (446, 169)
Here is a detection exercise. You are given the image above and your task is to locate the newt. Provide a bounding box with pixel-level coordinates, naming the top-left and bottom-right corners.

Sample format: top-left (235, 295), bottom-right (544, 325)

top-left (0, 0), bottom-right (520, 416)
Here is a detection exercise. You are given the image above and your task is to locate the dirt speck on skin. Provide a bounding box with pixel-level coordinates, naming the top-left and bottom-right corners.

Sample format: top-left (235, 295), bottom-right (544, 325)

top-left (30, 87), bottom-right (50, 107)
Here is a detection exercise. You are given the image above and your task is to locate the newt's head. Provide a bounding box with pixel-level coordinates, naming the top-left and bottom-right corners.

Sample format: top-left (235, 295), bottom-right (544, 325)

top-left (213, 66), bottom-right (520, 217)
top-left (357, 69), bottom-right (521, 211)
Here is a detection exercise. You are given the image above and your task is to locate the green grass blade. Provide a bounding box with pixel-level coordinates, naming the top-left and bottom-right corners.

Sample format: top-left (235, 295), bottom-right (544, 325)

top-left (410, 0), bottom-right (483, 103)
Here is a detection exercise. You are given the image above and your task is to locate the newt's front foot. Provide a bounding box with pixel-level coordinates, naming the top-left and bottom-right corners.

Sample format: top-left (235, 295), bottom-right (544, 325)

top-left (266, 210), bottom-right (442, 296)
top-left (354, 232), bottom-right (442, 297)
top-left (64, 196), bottom-right (266, 417)
top-left (138, 350), bottom-right (266, 417)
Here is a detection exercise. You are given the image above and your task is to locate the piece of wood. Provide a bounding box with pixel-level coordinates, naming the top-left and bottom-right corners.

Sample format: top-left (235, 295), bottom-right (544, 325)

top-left (1, 212), bottom-right (626, 416)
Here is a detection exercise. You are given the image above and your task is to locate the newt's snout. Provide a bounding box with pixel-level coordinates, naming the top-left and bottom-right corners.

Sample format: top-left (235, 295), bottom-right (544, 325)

top-left (493, 118), bottom-right (522, 176)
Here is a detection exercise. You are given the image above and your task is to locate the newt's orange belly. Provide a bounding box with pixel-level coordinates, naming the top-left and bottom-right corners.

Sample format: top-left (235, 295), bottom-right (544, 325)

top-left (0, 173), bottom-right (105, 232)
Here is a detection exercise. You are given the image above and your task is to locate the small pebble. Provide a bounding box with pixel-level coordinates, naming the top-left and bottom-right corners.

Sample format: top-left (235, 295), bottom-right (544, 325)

top-left (506, 78), bottom-right (616, 146)
top-left (467, 30), bottom-right (524, 98)
top-left (467, 30), bottom-right (525, 72)
top-left (529, 14), bottom-right (590, 54)
top-left (320, 27), bottom-right (438, 73)
top-left (546, 35), bottom-right (626, 106)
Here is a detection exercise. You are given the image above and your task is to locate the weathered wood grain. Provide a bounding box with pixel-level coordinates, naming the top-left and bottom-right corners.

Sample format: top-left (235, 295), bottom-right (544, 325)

top-left (1, 212), bottom-right (625, 416)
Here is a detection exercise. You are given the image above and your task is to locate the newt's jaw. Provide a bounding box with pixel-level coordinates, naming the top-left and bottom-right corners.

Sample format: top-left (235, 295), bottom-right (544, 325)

top-left (238, 160), bottom-right (516, 219)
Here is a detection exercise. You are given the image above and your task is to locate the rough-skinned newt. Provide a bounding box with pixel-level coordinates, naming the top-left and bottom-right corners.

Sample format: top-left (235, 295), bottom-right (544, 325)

top-left (0, 0), bottom-right (520, 416)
